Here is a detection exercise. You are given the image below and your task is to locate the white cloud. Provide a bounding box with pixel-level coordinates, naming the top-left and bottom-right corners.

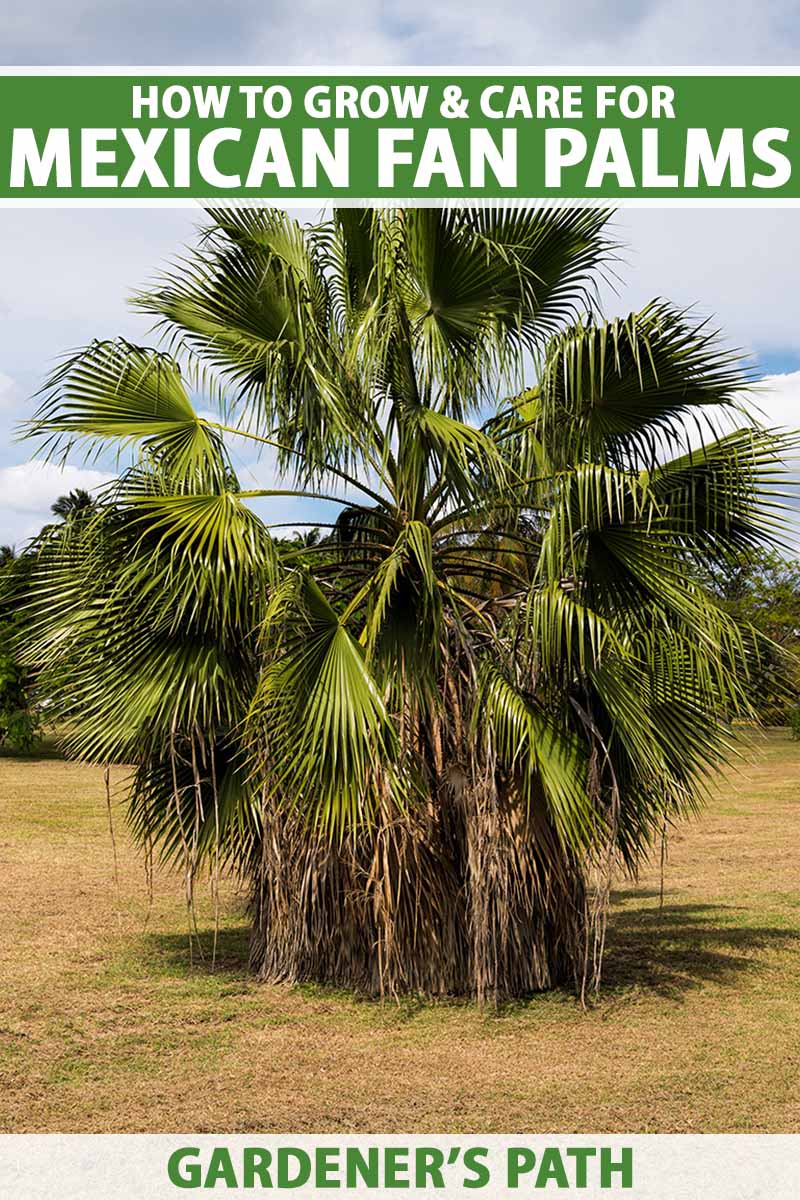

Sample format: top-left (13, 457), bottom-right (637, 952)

top-left (0, 372), bottom-right (17, 410)
top-left (758, 376), bottom-right (800, 554)
top-left (681, 376), bottom-right (800, 554)
top-left (0, 459), bottom-right (113, 547)
top-left (2, 0), bottom-right (799, 67)
top-left (679, 373), bottom-right (800, 448)
top-left (599, 210), bottom-right (800, 358)
top-left (750, 372), bottom-right (800, 433)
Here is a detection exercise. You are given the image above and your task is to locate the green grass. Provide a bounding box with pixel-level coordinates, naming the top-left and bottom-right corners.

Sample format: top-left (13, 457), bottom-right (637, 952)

top-left (1, 729), bottom-right (799, 1133)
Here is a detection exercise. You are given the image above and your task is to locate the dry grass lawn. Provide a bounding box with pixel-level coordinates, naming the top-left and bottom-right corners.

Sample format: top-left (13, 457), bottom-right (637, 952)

top-left (1, 729), bottom-right (799, 1133)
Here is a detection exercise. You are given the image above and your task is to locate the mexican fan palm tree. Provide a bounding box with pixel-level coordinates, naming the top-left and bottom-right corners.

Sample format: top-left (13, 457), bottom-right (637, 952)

top-left (22, 208), bottom-right (795, 1001)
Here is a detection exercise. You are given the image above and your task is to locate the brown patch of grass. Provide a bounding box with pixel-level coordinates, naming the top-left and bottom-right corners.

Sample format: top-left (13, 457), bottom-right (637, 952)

top-left (1, 729), bottom-right (799, 1133)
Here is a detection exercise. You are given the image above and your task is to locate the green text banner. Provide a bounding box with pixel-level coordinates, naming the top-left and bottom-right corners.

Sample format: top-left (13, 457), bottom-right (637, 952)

top-left (3, 69), bottom-right (800, 204)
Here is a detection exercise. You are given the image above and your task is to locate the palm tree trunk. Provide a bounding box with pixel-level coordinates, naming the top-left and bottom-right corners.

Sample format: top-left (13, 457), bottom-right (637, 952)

top-left (249, 781), bottom-right (588, 1001)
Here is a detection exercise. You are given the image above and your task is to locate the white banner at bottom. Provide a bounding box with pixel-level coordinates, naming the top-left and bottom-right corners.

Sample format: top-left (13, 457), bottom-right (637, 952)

top-left (1, 1134), bottom-right (797, 1200)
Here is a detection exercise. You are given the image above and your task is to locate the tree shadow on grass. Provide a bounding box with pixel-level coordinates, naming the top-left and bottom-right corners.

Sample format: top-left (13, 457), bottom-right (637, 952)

top-left (600, 896), bottom-right (799, 1001)
top-left (140, 898), bottom-right (799, 1009)
top-left (143, 924), bottom-right (252, 979)
top-left (141, 926), bottom-right (432, 1016)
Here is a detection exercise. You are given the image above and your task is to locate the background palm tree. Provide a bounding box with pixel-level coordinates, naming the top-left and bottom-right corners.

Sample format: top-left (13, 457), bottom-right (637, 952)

top-left (22, 208), bottom-right (796, 1001)
top-left (50, 488), bottom-right (96, 522)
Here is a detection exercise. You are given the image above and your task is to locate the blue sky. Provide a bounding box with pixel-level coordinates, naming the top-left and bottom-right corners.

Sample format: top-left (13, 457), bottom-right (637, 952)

top-left (1, 4), bottom-right (800, 542)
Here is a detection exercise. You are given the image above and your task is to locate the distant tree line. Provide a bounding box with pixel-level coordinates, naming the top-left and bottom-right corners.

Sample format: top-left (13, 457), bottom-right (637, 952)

top-left (1, 489), bottom-right (97, 750)
top-left (705, 549), bottom-right (800, 730)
